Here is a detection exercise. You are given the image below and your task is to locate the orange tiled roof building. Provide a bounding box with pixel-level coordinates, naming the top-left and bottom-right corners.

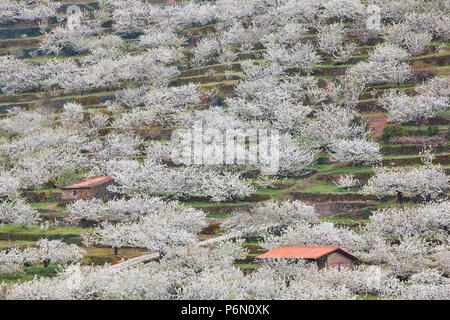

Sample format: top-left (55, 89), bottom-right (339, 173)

top-left (61, 176), bottom-right (113, 200)
top-left (256, 246), bottom-right (360, 270)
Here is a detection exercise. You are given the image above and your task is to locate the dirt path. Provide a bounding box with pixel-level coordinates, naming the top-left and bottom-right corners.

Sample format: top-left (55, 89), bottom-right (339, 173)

top-left (365, 115), bottom-right (388, 139)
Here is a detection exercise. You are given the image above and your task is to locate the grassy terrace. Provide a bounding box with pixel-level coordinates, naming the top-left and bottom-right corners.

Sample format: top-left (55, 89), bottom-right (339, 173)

top-left (0, 264), bottom-right (60, 284)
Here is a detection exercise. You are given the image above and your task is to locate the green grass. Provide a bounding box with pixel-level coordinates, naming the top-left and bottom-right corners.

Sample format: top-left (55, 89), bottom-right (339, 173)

top-left (403, 124), bottom-right (449, 131)
top-left (435, 110), bottom-right (450, 121)
top-left (29, 202), bottom-right (67, 212)
top-left (433, 65), bottom-right (450, 70)
top-left (321, 216), bottom-right (369, 225)
top-left (0, 240), bottom-right (36, 249)
top-left (360, 112), bottom-right (389, 117)
top-left (430, 41), bottom-right (450, 47)
top-left (383, 152), bottom-right (449, 160)
top-left (321, 166), bottom-right (374, 175)
top-left (307, 163), bottom-right (336, 171)
top-left (32, 188), bottom-right (61, 193)
top-left (299, 180), bottom-right (356, 194)
top-left (206, 213), bottom-right (230, 219)
top-left (234, 263), bottom-right (258, 270)
top-left (185, 201), bottom-right (254, 207)
top-left (256, 188), bottom-right (286, 197)
top-left (408, 48), bottom-right (450, 60)
top-left (0, 224), bottom-right (87, 234)
top-left (357, 294), bottom-right (382, 300)
top-left (0, 264), bottom-right (60, 284)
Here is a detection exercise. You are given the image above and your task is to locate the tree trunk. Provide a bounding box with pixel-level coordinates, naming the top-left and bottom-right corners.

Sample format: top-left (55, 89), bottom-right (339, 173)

top-left (114, 247), bottom-right (118, 255)
top-left (397, 191), bottom-right (403, 203)
top-left (43, 259), bottom-right (50, 268)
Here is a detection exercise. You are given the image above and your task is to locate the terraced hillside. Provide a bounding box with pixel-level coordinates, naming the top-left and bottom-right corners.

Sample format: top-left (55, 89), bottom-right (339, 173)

top-left (0, 0), bottom-right (448, 300)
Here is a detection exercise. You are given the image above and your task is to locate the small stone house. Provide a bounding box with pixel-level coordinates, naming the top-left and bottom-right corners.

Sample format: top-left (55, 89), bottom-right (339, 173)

top-left (61, 176), bottom-right (113, 200)
top-left (256, 246), bottom-right (359, 270)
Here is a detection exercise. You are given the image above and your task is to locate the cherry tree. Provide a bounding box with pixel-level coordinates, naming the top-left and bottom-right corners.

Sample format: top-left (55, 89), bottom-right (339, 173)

top-left (113, 83), bottom-right (202, 128)
top-left (225, 71), bottom-right (318, 135)
top-left (315, 265), bottom-right (402, 297)
top-left (416, 76), bottom-right (450, 99)
top-left (264, 40), bottom-right (322, 74)
top-left (299, 105), bottom-right (367, 149)
top-left (360, 165), bottom-right (449, 202)
top-left (89, 221), bottom-right (132, 256)
top-left (346, 43), bottom-right (412, 85)
top-left (0, 198), bottom-right (42, 227)
top-left (403, 10), bottom-right (449, 39)
top-left (191, 36), bottom-right (226, 67)
top-left (366, 201), bottom-right (450, 239)
top-left (90, 203), bottom-right (206, 257)
top-left (0, 239), bottom-right (84, 274)
top-left (275, 134), bottom-right (318, 176)
top-left (128, 209), bottom-right (206, 257)
top-left (378, 89), bottom-right (448, 123)
top-left (0, 248), bottom-right (29, 275)
top-left (67, 195), bottom-right (195, 225)
top-left (375, 76), bottom-right (450, 123)
top-left (383, 22), bottom-right (433, 56)
top-left (0, 56), bottom-right (41, 94)
top-left (62, 50), bottom-right (179, 93)
top-left (66, 198), bottom-right (106, 225)
top-left (395, 282), bottom-right (450, 300)
top-left (11, 147), bottom-right (87, 191)
top-left (328, 138), bottom-right (382, 166)
top-left (105, 158), bottom-right (256, 202)
top-left (93, 133), bottom-right (143, 161)
top-left (23, 239), bottom-right (85, 268)
top-left (0, 0), bottom-right (59, 25)
top-left (333, 174), bottom-right (359, 189)
top-left (139, 27), bottom-right (185, 49)
top-left (222, 200), bottom-right (318, 241)
top-left (3, 263), bottom-right (116, 300)
top-left (0, 127), bottom-right (86, 163)
top-left (0, 170), bottom-right (21, 198)
top-left (324, 76), bottom-right (365, 108)
top-left (362, 235), bottom-right (438, 277)
top-left (401, 31), bottom-right (432, 57)
top-left (39, 19), bottom-right (102, 55)
top-left (59, 102), bottom-right (84, 122)
top-left (316, 22), bottom-right (344, 53)
top-left (320, 0), bottom-right (364, 21)
top-left (0, 107), bottom-right (54, 137)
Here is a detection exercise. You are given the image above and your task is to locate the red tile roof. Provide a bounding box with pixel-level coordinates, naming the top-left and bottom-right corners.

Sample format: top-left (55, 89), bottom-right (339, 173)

top-left (61, 176), bottom-right (112, 189)
top-left (256, 246), bottom-right (359, 261)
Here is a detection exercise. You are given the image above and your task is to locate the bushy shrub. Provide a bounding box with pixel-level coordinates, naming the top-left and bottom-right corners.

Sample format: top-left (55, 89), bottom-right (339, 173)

top-left (390, 136), bottom-right (445, 147)
top-left (55, 169), bottom-right (81, 187)
top-left (61, 44), bottom-right (78, 56)
top-left (426, 125), bottom-right (439, 137)
top-left (382, 124), bottom-right (408, 143)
